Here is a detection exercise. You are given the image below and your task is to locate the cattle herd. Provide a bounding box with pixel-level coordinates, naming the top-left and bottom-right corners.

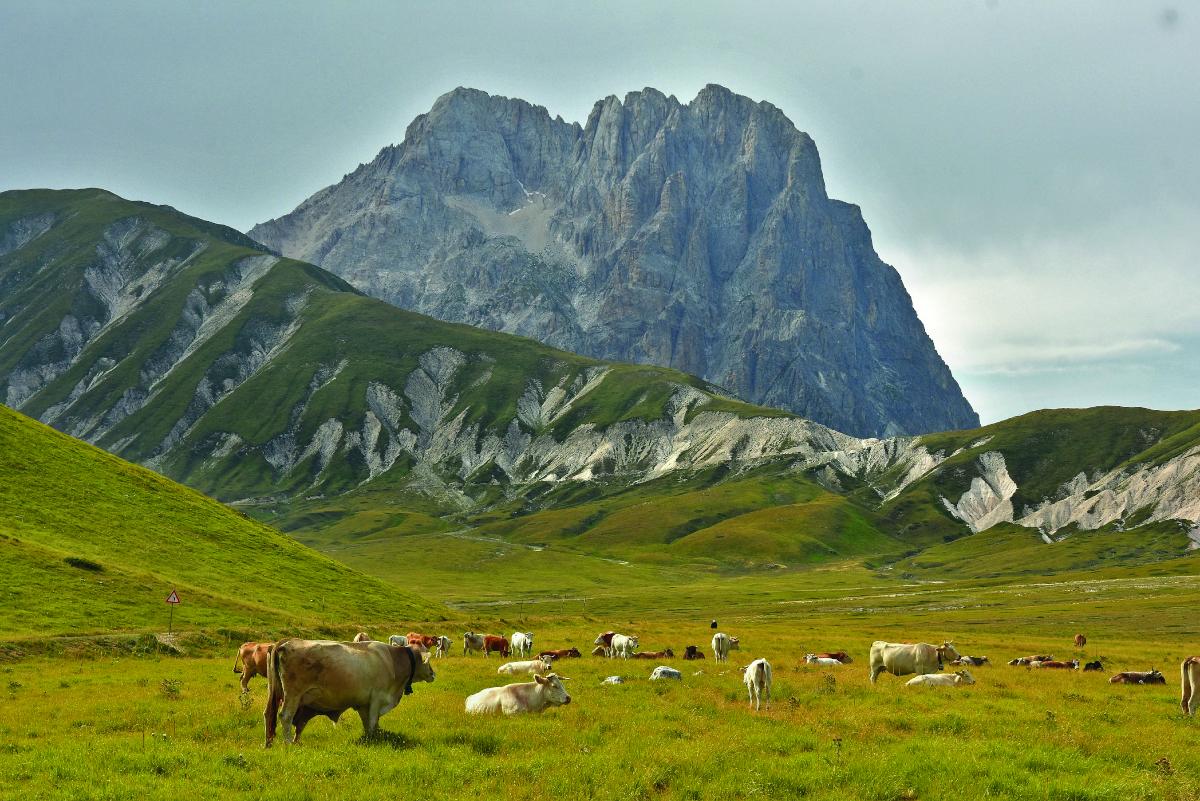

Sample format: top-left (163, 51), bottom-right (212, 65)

top-left (230, 629), bottom-right (1199, 747)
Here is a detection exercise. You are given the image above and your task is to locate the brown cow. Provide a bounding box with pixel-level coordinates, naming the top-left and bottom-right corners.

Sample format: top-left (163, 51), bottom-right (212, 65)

top-left (594, 631), bottom-right (616, 656)
top-left (632, 649), bottom-right (675, 660)
top-left (1110, 669), bottom-right (1165, 685)
top-left (484, 635), bottom-right (510, 658)
top-left (352, 632), bottom-right (371, 642)
top-left (406, 632), bottom-right (438, 648)
top-left (1033, 660), bottom-right (1079, 669)
top-left (263, 639), bottom-right (434, 746)
top-left (539, 648), bottom-right (582, 660)
top-left (233, 642), bottom-right (272, 692)
top-left (813, 651), bottom-right (853, 664)
top-left (683, 645), bottom-right (705, 660)
top-left (1074, 633), bottom-right (1087, 648)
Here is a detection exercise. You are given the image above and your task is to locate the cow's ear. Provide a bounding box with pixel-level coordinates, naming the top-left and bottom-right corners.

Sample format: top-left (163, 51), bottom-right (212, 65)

top-left (535, 674), bottom-right (549, 685)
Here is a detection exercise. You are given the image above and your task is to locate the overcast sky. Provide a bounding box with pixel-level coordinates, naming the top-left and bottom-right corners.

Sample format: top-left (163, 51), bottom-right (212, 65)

top-left (2, 1), bottom-right (1196, 424)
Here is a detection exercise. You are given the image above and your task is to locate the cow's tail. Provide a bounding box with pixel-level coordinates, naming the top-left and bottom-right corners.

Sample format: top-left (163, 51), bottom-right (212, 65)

top-left (755, 660), bottom-right (766, 688)
top-left (1183, 658), bottom-right (1195, 716)
top-left (264, 641), bottom-right (284, 745)
top-left (233, 647), bottom-right (244, 675)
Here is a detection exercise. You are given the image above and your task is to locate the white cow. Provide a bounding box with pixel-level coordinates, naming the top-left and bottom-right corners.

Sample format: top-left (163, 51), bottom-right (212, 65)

top-left (434, 636), bottom-right (452, 658)
top-left (463, 632), bottom-right (485, 656)
top-left (869, 641), bottom-right (960, 683)
top-left (497, 658), bottom-right (552, 676)
top-left (712, 633), bottom-right (740, 662)
top-left (906, 670), bottom-right (975, 687)
top-left (805, 654), bottom-right (842, 666)
top-left (465, 674), bottom-right (571, 715)
top-left (610, 634), bottom-right (639, 659)
top-left (743, 658), bottom-right (773, 711)
top-left (602, 676), bottom-right (624, 685)
top-left (511, 631), bottom-right (534, 658)
top-left (650, 666), bottom-right (682, 681)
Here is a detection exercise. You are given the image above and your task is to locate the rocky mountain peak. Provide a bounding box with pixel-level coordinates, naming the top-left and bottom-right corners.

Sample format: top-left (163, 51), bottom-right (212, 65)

top-left (249, 85), bottom-right (979, 437)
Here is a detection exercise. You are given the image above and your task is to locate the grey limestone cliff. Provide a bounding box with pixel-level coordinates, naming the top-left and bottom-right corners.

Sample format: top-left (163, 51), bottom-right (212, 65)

top-left (251, 85), bottom-right (978, 438)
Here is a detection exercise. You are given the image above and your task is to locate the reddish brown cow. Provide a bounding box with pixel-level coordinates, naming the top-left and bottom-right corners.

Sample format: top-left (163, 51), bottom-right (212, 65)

top-left (1034, 660), bottom-right (1079, 669)
top-left (1074, 634), bottom-right (1087, 648)
top-left (233, 642), bottom-right (272, 692)
top-left (813, 651), bottom-right (853, 664)
top-left (1110, 669), bottom-right (1166, 684)
top-left (484, 635), bottom-right (510, 658)
top-left (594, 631), bottom-right (616, 655)
top-left (539, 648), bottom-right (582, 660)
top-left (632, 649), bottom-right (675, 660)
top-left (407, 632), bottom-right (438, 648)
top-left (683, 645), bottom-right (706, 660)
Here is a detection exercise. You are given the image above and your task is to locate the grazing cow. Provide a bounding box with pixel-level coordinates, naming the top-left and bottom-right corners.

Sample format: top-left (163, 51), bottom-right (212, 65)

top-left (465, 673), bottom-right (571, 715)
top-left (463, 632), bottom-right (486, 656)
top-left (1007, 655), bottom-right (1054, 666)
top-left (1109, 669), bottom-right (1166, 685)
top-left (632, 649), bottom-right (674, 660)
top-left (610, 634), bottom-right (639, 660)
top-left (594, 631), bottom-right (616, 656)
top-left (233, 642), bottom-right (272, 692)
top-left (743, 658), bottom-right (773, 711)
top-left (539, 647), bottom-right (582, 661)
top-left (1082, 661), bottom-right (1104, 672)
top-left (650, 666), bottom-right (682, 681)
top-left (497, 658), bottom-right (552, 676)
top-left (711, 633), bottom-right (740, 662)
top-left (352, 632), bottom-right (371, 642)
top-left (1181, 657), bottom-right (1200, 715)
top-left (263, 639), bottom-right (434, 747)
top-left (406, 632), bottom-right (438, 649)
top-left (952, 656), bottom-right (990, 667)
top-left (483, 635), bottom-right (510, 658)
top-left (511, 631), bottom-right (534, 657)
top-left (805, 654), bottom-right (843, 666)
top-left (1033, 660), bottom-right (1079, 670)
top-left (812, 651), bottom-right (853, 664)
top-left (434, 636), bottom-right (452, 658)
top-left (1074, 633), bottom-right (1087, 648)
top-left (869, 641), bottom-right (960, 683)
top-left (906, 670), bottom-right (975, 687)
top-left (683, 645), bottom-right (706, 661)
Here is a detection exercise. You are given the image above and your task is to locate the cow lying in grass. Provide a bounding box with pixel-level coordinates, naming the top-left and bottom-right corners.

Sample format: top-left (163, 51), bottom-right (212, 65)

top-left (952, 655), bottom-right (989, 667)
top-left (805, 654), bottom-right (843, 666)
top-left (633, 649), bottom-right (674, 660)
top-left (1033, 660), bottom-right (1079, 669)
top-left (1008, 655), bottom-right (1054, 666)
top-left (465, 674), bottom-right (571, 715)
top-left (497, 658), bottom-right (552, 676)
top-left (1110, 669), bottom-right (1165, 684)
top-left (906, 670), bottom-right (975, 687)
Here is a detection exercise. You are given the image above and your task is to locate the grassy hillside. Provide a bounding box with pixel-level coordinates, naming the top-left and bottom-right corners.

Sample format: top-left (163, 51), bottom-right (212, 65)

top-left (0, 404), bottom-right (443, 638)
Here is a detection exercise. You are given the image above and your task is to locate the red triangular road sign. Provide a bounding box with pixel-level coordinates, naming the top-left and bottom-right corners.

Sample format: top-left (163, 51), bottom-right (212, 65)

top-left (165, 589), bottom-right (181, 604)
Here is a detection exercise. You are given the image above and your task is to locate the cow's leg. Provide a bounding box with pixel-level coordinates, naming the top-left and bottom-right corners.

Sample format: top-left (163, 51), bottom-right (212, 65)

top-left (765, 683), bottom-right (771, 710)
top-left (869, 663), bottom-right (884, 684)
top-left (240, 670), bottom-right (251, 693)
top-left (279, 694), bottom-right (303, 744)
top-left (292, 707), bottom-right (318, 744)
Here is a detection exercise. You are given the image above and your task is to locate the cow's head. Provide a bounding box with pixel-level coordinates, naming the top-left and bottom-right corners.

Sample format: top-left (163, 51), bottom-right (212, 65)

top-left (937, 641), bottom-right (960, 663)
top-left (804, 653), bottom-right (816, 663)
top-left (664, 648), bottom-right (674, 658)
top-left (955, 670), bottom-right (975, 685)
top-left (536, 659), bottom-right (553, 673)
top-left (537, 673), bottom-right (572, 706)
top-left (568, 647), bottom-right (581, 657)
top-left (729, 637), bottom-right (740, 649)
top-left (412, 653), bottom-right (436, 684)
top-left (630, 636), bottom-right (640, 649)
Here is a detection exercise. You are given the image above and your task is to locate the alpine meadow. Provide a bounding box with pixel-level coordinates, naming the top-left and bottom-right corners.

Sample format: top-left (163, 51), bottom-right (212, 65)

top-left (1, 5), bottom-right (1198, 801)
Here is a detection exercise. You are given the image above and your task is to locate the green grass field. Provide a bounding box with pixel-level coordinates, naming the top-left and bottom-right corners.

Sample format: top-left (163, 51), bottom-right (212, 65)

top-left (2, 573), bottom-right (1197, 801)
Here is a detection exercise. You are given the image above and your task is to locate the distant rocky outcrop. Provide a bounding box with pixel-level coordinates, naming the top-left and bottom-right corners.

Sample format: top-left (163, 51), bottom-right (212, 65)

top-left (249, 85), bottom-right (979, 438)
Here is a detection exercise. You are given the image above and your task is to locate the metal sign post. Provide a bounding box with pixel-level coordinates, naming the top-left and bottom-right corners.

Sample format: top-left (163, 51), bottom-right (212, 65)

top-left (165, 589), bottom-right (181, 635)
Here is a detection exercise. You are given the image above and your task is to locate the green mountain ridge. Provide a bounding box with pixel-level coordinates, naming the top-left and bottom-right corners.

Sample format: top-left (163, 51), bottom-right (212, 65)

top-left (0, 403), bottom-right (442, 638)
